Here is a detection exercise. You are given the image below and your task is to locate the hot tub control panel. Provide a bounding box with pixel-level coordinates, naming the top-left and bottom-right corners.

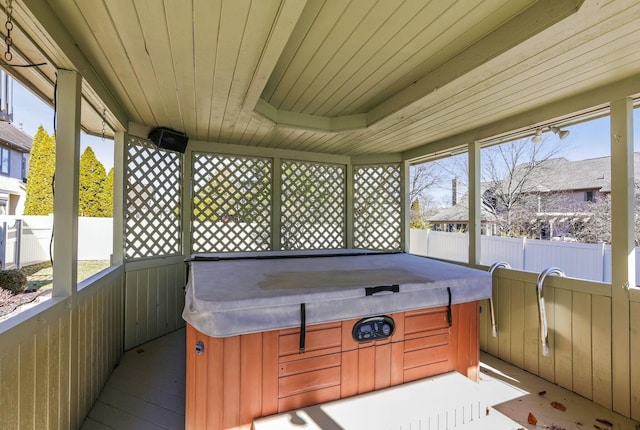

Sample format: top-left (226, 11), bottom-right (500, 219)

top-left (352, 315), bottom-right (395, 343)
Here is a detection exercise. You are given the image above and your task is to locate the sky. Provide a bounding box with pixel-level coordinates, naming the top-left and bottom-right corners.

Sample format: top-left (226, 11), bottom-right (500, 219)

top-left (12, 81), bottom-right (114, 170)
top-left (555, 109), bottom-right (640, 161)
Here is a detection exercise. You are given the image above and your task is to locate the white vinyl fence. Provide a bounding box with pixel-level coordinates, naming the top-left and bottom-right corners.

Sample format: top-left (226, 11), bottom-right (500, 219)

top-left (410, 229), bottom-right (629, 284)
top-left (0, 216), bottom-right (113, 269)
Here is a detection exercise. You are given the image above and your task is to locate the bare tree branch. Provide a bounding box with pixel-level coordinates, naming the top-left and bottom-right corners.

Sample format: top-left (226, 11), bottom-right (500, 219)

top-left (481, 136), bottom-right (565, 237)
top-left (408, 161), bottom-right (456, 228)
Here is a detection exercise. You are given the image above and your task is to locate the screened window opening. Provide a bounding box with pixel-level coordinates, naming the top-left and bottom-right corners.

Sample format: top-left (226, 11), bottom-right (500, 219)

top-left (408, 153), bottom-right (469, 263)
top-left (477, 116), bottom-right (612, 282)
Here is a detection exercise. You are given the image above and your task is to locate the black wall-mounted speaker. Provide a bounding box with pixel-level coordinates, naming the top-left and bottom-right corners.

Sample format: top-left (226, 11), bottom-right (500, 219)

top-left (148, 127), bottom-right (189, 153)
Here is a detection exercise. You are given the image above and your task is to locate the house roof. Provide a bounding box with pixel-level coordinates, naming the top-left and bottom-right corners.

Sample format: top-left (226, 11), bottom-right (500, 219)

top-left (429, 153), bottom-right (640, 223)
top-left (0, 121), bottom-right (33, 153)
top-left (510, 153), bottom-right (640, 194)
top-left (2, 0), bottom-right (639, 157)
top-left (428, 193), bottom-right (494, 223)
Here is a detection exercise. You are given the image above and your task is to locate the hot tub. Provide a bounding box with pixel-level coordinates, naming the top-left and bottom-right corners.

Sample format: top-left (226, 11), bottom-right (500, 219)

top-left (182, 250), bottom-right (492, 430)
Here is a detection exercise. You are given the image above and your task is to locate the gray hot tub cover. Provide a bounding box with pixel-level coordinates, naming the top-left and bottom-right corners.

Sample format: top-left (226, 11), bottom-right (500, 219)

top-left (182, 250), bottom-right (492, 337)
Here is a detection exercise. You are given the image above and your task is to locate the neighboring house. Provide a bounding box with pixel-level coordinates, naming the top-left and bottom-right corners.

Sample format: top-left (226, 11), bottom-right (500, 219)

top-left (0, 71), bottom-right (31, 216)
top-left (429, 154), bottom-right (640, 240)
top-left (428, 184), bottom-right (499, 235)
top-left (0, 121), bottom-right (32, 215)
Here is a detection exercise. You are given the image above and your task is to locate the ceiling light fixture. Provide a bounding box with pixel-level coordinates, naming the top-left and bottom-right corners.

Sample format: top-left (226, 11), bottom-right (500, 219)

top-left (550, 126), bottom-right (570, 140)
top-left (531, 128), bottom-right (543, 144)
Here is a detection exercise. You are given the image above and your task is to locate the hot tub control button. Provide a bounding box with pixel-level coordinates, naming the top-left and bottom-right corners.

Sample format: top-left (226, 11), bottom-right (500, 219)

top-left (382, 324), bottom-right (391, 336)
top-left (352, 316), bottom-right (395, 343)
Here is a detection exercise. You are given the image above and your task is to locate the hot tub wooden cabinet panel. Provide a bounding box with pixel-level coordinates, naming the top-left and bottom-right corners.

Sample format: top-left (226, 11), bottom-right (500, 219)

top-left (185, 302), bottom-right (480, 430)
top-left (183, 251), bottom-right (490, 429)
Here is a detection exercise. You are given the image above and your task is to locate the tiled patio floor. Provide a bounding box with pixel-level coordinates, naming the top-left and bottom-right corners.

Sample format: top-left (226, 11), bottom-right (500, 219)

top-left (80, 328), bottom-right (639, 430)
top-left (80, 329), bottom-right (186, 430)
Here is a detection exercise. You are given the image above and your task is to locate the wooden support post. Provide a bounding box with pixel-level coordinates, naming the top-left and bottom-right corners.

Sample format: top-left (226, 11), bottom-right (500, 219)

top-left (346, 163), bottom-right (354, 249)
top-left (52, 68), bottom-right (81, 430)
top-left (468, 141), bottom-right (481, 266)
top-left (401, 160), bottom-right (410, 252)
top-left (182, 141), bottom-right (192, 256)
top-left (610, 97), bottom-right (633, 417)
top-left (272, 157), bottom-right (282, 250)
top-left (112, 131), bottom-right (126, 265)
top-left (53, 69), bottom-right (81, 297)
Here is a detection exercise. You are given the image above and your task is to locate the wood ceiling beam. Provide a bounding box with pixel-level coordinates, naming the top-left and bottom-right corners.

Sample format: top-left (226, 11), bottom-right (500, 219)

top-left (254, 0), bottom-right (584, 133)
top-left (402, 73), bottom-right (640, 162)
top-left (254, 99), bottom-right (367, 132)
top-left (20, 0), bottom-right (128, 131)
top-left (367, 0), bottom-right (585, 126)
top-left (242, 0), bottom-right (308, 113)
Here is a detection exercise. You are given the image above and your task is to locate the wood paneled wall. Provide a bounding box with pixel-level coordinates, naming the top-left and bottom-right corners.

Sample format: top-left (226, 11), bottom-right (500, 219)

top-left (629, 299), bottom-right (640, 419)
top-left (76, 268), bottom-right (125, 423)
top-left (0, 266), bottom-right (124, 430)
top-left (479, 269), bottom-right (618, 411)
top-left (124, 257), bottom-right (186, 350)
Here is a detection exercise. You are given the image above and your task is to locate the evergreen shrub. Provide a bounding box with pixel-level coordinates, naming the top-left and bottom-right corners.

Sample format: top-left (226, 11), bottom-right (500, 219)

top-left (0, 269), bottom-right (28, 294)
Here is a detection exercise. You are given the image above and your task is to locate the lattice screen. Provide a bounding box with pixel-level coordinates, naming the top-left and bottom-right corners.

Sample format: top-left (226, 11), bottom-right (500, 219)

top-left (191, 153), bottom-right (272, 252)
top-left (353, 164), bottom-right (402, 250)
top-left (125, 136), bottom-right (182, 259)
top-left (281, 160), bottom-right (345, 250)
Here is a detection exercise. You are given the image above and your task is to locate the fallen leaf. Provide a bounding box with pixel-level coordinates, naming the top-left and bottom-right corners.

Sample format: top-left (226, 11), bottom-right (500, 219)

top-left (528, 412), bottom-right (538, 425)
top-left (551, 401), bottom-right (566, 411)
top-left (595, 418), bottom-right (613, 426)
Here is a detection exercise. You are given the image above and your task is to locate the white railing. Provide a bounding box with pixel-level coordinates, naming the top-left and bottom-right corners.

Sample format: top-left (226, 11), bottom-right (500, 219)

top-left (409, 229), bottom-right (626, 284)
top-left (0, 216), bottom-right (113, 269)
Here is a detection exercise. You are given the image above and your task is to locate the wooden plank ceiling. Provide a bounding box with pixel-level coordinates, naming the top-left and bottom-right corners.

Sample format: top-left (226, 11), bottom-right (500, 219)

top-left (3, 0), bottom-right (640, 157)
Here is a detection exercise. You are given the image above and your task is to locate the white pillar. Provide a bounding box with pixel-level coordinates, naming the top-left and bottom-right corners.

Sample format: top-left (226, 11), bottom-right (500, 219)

top-left (272, 157), bottom-right (282, 250)
top-left (53, 69), bottom-right (81, 297)
top-left (346, 163), bottom-right (354, 249)
top-left (468, 141), bottom-right (481, 265)
top-left (610, 96), bottom-right (633, 417)
top-left (52, 68), bottom-right (81, 430)
top-left (182, 142), bottom-right (192, 256)
top-left (401, 160), bottom-right (410, 251)
top-left (112, 131), bottom-right (126, 265)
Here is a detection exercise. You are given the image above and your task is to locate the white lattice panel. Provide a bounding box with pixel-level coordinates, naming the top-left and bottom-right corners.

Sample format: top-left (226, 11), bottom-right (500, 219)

top-left (281, 160), bottom-right (345, 250)
top-left (125, 136), bottom-right (182, 259)
top-left (192, 153), bottom-right (272, 252)
top-left (353, 164), bottom-right (402, 250)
